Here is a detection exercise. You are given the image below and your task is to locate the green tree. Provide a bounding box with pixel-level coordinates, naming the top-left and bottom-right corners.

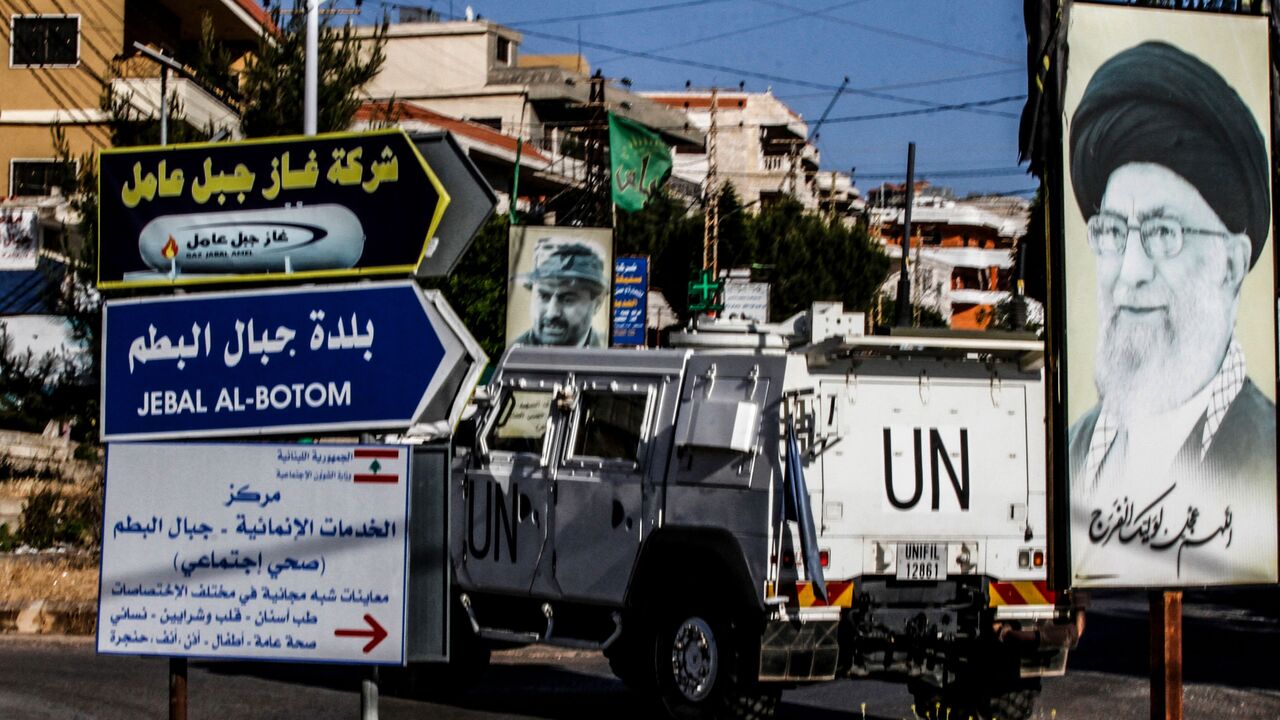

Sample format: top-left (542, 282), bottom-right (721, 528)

top-left (239, 3), bottom-right (389, 137)
top-left (745, 198), bottom-right (889, 321)
top-left (614, 189), bottom-right (703, 318)
top-left (431, 216), bottom-right (512, 360)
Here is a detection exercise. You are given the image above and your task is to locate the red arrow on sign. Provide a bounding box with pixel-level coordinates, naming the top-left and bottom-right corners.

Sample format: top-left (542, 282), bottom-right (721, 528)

top-left (334, 614), bottom-right (388, 653)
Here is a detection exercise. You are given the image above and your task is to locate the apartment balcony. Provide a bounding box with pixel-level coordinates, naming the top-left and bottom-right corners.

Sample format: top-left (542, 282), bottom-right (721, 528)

top-left (111, 58), bottom-right (241, 139)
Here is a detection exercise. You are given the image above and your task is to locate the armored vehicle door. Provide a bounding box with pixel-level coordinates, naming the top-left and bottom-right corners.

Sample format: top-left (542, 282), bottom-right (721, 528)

top-left (552, 376), bottom-right (671, 604)
top-left (456, 380), bottom-right (560, 596)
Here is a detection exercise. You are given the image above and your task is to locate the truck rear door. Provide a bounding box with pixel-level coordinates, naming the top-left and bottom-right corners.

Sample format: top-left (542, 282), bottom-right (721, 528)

top-left (816, 363), bottom-right (1046, 582)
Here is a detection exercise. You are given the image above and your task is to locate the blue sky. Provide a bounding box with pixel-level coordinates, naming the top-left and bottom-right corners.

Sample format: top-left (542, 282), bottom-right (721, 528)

top-left (350, 0), bottom-right (1034, 197)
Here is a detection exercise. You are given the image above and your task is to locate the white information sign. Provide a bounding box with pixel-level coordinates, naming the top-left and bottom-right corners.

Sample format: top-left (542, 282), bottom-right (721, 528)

top-left (722, 279), bottom-right (770, 323)
top-left (98, 442), bottom-right (409, 665)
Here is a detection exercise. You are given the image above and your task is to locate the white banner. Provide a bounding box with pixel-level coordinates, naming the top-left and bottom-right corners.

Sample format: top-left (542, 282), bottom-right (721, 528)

top-left (0, 208), bottom-right (39, 270)
top-left (98, 442), bottom-right (410, 664)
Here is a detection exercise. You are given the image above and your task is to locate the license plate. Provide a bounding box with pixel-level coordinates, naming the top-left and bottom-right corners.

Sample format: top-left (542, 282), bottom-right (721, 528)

top-left (896, 543), bottom-right (947, 581)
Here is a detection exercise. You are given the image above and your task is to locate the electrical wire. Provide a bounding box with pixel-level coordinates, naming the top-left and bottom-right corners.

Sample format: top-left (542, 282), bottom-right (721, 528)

top-left (383, 0), bottom-right (1020, 118)
top-left (821, 94), bottom-right (1024, 124)
top-left (749, 0), bottom-right (1021, 67)
top-left (590, 0), bottom-right (872, 65)
top-left (858, 167), bottom-right (1029, 180)
top-left (507, 0), bottom-right (735, 27)
top-left (513, 25), bottom-right (1020, 118)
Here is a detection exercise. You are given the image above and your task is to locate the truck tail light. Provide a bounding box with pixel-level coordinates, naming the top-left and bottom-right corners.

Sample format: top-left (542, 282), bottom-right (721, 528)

top-left (819, 549), bottom-right (830, 568)
top-left (1033, 551), bottom-right (1044, 568)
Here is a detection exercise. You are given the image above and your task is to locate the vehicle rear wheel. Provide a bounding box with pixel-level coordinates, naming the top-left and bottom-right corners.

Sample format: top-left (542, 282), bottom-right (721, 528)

top-left (652, 610), bottom-right (779, 720)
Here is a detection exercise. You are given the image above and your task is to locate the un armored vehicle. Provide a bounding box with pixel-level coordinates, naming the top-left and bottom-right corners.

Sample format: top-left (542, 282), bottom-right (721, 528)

top-left (448, 312), bottom-right (1082, 719)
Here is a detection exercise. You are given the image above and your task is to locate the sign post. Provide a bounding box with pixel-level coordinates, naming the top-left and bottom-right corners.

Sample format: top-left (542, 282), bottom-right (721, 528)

top-left (97, 129), bottom-right (492, 719)
top-left (1150, 591), bottom-right (1183, 720)
top-left (101, 282), bottom-right (484, 441)
top-left (99, 442), bottom-right (411, 664)
top-left (97, 130), bottom-right (450, 289)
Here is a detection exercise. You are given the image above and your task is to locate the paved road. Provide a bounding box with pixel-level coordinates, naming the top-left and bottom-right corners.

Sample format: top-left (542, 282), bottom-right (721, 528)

top-left (0, 590), bottom-right (1276, 719)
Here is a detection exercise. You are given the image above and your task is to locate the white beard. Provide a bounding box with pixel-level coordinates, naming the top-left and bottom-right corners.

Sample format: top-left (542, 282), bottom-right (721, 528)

top-left (1094, 272), bottom-right (1234, 419)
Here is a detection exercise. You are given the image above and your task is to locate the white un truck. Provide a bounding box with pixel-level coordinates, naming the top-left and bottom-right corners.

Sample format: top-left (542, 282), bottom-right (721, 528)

top-left (445, 310), bottom-right (1082, 720)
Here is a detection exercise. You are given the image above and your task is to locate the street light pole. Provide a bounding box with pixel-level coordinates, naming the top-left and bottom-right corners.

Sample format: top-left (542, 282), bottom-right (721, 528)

top-left (304, 0), bottom-right (319, 135)
top-left (159, 66), bottom-right (168, 146)
top-left (893, 142), bottom-right (916, 327)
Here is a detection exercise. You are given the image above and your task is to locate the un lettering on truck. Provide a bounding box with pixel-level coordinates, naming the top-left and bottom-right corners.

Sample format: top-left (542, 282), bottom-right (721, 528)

top-left (811, 368), bottom-right (1046, 582)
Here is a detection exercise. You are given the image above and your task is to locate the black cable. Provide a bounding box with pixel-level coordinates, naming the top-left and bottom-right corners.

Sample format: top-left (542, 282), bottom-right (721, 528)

top-left (507, 0), bottom-right (734, 27)
top-left (822, 95), bottom-right (1024, 123)
top-left (383, 0), bottom-right (1020, 118)
top-left (750, 0), bottom-right (1020, 66)
top-left (590, 0), bottom-right (871, 64)
top-left (514, 25), bottom-right (1020, 118)
top-left (858, 167), bottom-right (1029, 180)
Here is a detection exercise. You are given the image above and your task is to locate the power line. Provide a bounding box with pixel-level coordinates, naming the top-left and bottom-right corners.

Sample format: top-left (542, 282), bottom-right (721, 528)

top-left (822, 95), bottom-right (1024, 124)
top-left (383, 1), bottom-right (1020, 118)
top-left (750, 0), bottom-right (1021, 67)
top-left (510, 25), bottom-right (1020, 118)
top-left (858, 167), bottom-right (1030, 180)
top-left (508, 0), bottom-right (735, 26)
top-left (591, 0), bottom-right (871, 64)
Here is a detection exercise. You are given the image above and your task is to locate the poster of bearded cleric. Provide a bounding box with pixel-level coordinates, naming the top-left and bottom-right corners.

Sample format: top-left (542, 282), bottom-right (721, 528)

top-left (1063, 4), bottom-right (1278, 587)
top-left (506, 227), bottom-right (613, 349)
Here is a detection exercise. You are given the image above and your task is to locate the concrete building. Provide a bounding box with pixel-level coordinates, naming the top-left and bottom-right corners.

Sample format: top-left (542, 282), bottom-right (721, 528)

top-left (640, 90), bottom-right (856, 215)
top-left (353, 15), bottom-right (703, 218)
top-left (0, 0), bottom-right (268, 200)
top-left (0, 0), bottom-right (269, 365)
top-left (868, 184), bottom-right (1030, 329)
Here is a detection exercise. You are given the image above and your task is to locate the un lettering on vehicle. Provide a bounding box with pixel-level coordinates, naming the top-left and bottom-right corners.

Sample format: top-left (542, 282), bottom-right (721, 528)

top-left (881, 425), bottom-right (970, 512)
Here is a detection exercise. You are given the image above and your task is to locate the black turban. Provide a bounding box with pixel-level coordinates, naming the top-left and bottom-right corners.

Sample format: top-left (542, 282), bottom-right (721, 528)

top-left (1070, 41), bottom-right (1270, 268)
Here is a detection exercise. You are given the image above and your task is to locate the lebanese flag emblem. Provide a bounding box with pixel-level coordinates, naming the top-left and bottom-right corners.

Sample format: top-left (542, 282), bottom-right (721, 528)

top-left (353, 448), bottom-right (401, 484)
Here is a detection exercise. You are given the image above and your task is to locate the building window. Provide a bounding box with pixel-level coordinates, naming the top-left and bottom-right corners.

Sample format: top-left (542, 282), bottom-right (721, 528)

top-left (496, 36), bottom-right (512, 65)
top-left (10, 160), bottom-right (75, 197)
top-left (10, 16), bottom-right (79, 67)
top-left (466, 117), bottom-right (503, 131)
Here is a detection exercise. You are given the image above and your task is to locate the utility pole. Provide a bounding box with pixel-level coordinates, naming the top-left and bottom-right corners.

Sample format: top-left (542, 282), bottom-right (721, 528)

top-left (893, 142), bottom-right (916, 327)
top-left (702, 87), bottom-right (720, 275)
top-left (563, 71), bottom-right (611, 227)
top-left (304, 0), bottom-right (319, 135)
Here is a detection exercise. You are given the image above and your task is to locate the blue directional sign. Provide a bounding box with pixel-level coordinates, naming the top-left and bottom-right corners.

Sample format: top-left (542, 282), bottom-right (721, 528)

top-left (101, 282), bottom-right (476, 441)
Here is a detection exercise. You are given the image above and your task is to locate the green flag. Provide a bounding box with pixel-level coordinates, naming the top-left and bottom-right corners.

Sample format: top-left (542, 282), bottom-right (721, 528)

top-left (609, 112), bottom-right (673, 213)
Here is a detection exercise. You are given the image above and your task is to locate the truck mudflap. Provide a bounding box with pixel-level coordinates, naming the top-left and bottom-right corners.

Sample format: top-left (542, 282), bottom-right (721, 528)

top-left (758, 617), bottom-right (840, 682)
top-left (988, 582), bottom-right (1086, 679)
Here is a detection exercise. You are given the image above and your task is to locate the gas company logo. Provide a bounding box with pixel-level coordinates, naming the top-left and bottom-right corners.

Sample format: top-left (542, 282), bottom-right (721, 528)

top-left (137, 205), bottom-right (364, 276)
top-left (882, 426), bottom-right (971, 511)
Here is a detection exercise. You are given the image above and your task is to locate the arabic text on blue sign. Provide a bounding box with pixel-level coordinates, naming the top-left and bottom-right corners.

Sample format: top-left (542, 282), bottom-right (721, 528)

top-left (102, 282), bottom-right (445, 440)
top-left (611, 256), bottom-right (648, 346)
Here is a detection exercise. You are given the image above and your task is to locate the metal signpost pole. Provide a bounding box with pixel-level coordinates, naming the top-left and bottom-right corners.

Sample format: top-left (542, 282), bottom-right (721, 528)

top-left (169, 657), bottom-right (187, 720)
top-left (1150, 591), bottom-right (1183, 720)
top-left (304, 0), bottom-right (319, 136)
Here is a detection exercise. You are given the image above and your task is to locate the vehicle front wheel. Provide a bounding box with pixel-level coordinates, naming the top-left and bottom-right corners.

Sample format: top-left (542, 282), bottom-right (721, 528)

top-left (652, 610), bottom-right (778, 720)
